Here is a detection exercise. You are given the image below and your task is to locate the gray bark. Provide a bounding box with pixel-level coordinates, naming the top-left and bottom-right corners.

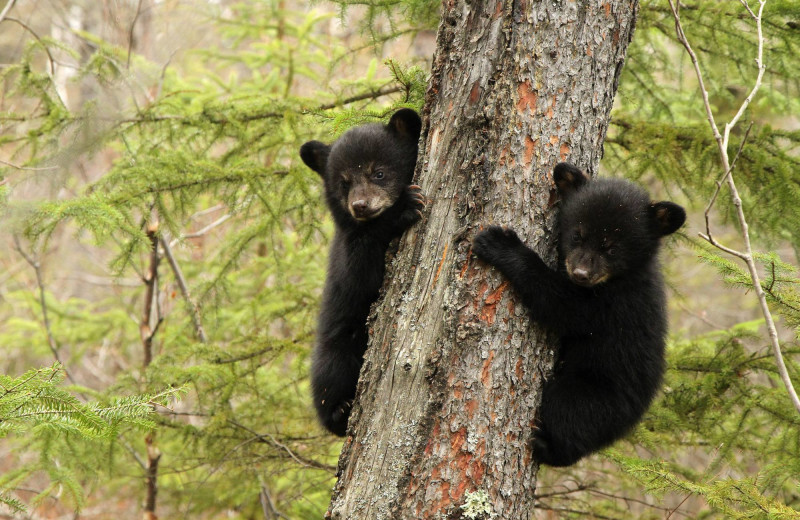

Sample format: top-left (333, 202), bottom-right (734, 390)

top-left (328, 1), bottom-right (639, 518)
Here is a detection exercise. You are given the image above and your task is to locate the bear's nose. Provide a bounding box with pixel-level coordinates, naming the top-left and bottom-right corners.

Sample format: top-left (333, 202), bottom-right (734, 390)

top-left (571, 267), bottom-right (590, 284)
top-left (351, 200), bottom-right (369, 217)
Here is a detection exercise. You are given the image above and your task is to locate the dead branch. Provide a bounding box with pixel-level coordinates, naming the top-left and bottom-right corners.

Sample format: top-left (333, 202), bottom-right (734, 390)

top-left (0, 0), bottom-right (17, 26)
top-left (668, 0), bottom-right (800, 414)
top-left (12, 236), bottom-right (75, 384)
top-left (159, 234), bottom-right (208, 343)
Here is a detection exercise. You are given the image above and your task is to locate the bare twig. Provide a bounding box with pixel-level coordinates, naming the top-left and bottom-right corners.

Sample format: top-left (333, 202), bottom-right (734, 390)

top-left (127, 0), bottom-right (144, 70)
top-left (3, 18), bottom-right (56, 77)
top-left (259, 478), bottom-right (289, 520)
top-left (170, 213), bottom-right (231, 245)
top-left (227, 420), bottom-right (336, 472)
top-left (159, 235), bottom-right (208, 343)
top-left (703, 122), bottom-right (753, 240)
top-left (12, 236), bottom-right (75, 384)
top-left (668, 0), bottom-right (800, 414)
top-left (0, 0), bottom-right (18, 25)
top-left (0, 159), bottom-right (58, 171)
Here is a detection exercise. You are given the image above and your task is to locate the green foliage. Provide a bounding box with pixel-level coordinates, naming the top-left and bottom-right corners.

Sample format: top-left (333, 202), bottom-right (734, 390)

top-left (1, 0), bottom-right (427, 516)
top-left (0, 364), bottom-right (176, 512)
top-left (608, 1), bottom-right (800, 247)
top-left (2, 0), bottom-right (800, 518)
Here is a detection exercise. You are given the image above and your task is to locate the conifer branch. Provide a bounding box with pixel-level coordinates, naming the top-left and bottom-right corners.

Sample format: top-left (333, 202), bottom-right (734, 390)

top-left (668, 0), bottom-right (800, 415)
top-left (159, 234), bottom-right (208, 343)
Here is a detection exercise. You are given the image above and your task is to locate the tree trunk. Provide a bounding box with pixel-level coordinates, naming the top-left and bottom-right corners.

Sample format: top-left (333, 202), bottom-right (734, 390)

top-left (328, 1), bottom-right (639, 518)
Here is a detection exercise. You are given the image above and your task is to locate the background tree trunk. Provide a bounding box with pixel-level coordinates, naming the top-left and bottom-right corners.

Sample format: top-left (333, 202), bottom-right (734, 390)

top-left (328, 1), bottom-right (639, 518)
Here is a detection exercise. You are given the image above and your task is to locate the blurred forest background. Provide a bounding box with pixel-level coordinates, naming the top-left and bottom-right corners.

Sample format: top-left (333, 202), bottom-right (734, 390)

top-left (1, 0), bottom-right (799, 518)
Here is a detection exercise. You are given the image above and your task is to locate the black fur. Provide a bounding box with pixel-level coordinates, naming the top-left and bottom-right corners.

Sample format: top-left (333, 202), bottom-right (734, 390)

top-left (300, 109), bottom-right (424, 436)
top-left (472, 162), bottom-right (685, 466)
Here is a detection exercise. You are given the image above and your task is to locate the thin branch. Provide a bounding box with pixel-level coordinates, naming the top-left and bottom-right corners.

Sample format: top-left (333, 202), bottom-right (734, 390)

top-left (258, 478), bottom-right (289, 520)
top-left (126, 0), bottom-right (144, 70)
top-left (703, 122), bottom-right (753, 241)
top-left (0, 158), bottom-right (58, 171)
top-left (0, 0), bottom-right (18, 26)
top-left (226, 420), bottom-right (336, 472)
top-left (159, 235), bottom-right (208, 343)
top-left (669, 0), bottom-right (800, 415)
top-left (3, 18), bottom-right (56, 77)
top-left (12, 236), bottom-right (75, 384)
top-left (170, 213), bottom-right (231, 245)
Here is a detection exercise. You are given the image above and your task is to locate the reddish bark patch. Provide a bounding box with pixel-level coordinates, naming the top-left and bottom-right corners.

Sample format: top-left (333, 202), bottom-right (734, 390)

top-left (498, 146), bottom-right (509, 166)
top-left (559, 142), bottom-right (571, 161)
top-left (424, 421), bottom-right (442, 456)
top-left (603, 1), bottom-right (611, 16)
top-left (439, 480), bottom-right (451, 503)
top-left (515, 358), bottom-right (524, 379)
top-left (481, 350), bottom-right (496, 387)
top-left (453, 477), bottom-right (470, 501)
top-left (516, 80), bottom-right (538, 114)
top-left (451, 427), bottom-right (467, 454)
top-left (523, 135), bottom-right (537, 167)
top-left (465, 399), bottom-right (479, 419)
top-left (493, 0), bottom-right (503, 18)
top-left (480, 281), bottom-right (507, 325)
top-left (586, 44), bottom-right (593, 56)
top-left (459, 252), bottom-right (474, 279)
top-left (433, 242), bottom-right (449, 286)
top-left (469, 81), bottom-right (481, 104)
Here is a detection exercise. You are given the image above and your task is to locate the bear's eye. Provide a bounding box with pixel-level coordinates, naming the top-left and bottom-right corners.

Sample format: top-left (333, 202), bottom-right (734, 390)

top-left (340, 180), bottom-right (350, 191)
top-left (571, 231), bottom-right (581, 243)
top-left (607, 247), bottom-right (616, 256)
top-left (374, 170), bottom-right (385, 180)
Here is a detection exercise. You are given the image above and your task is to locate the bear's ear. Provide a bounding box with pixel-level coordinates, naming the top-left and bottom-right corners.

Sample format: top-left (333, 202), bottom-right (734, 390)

top-left (553, 162), bottom-right (590, 198)
top-left (649, 201), bottom-right (686, 236)
top-left (387, 108), bottom-right (422, 142)
top-left (299, 140), bottom-right (330, 177)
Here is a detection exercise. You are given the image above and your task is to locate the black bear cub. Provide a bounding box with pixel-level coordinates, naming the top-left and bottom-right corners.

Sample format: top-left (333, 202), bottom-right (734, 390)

top-left (472, 162), bottom-right (685, 467)
top-left (299, 109), bottom-right (424, 436)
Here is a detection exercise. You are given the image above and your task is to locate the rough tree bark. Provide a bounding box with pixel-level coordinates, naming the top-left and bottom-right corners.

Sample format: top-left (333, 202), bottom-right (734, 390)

top-left (328, 1), bottom-right (639, 518)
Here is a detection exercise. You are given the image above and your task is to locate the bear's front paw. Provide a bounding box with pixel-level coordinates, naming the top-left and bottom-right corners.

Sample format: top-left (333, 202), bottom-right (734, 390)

top-left (473, 226), bottom-right (523, 265)
top-left (321, 399), bottom-right (354, 436)
top-left (331, 399), bottom-right (353, 425)
top-left (399, 185), bottom-right (426, 226)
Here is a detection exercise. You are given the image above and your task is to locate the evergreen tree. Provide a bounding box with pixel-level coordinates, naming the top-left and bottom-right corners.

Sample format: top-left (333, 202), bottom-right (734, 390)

top-left (0, 0), bottom-right (798, 517)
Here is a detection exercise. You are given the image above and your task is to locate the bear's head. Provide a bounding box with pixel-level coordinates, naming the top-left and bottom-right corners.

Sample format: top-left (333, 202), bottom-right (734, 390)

top-left (553, 162), bottom-right (686, 287)
top-left (300, 109), bottom-right (421, 222)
